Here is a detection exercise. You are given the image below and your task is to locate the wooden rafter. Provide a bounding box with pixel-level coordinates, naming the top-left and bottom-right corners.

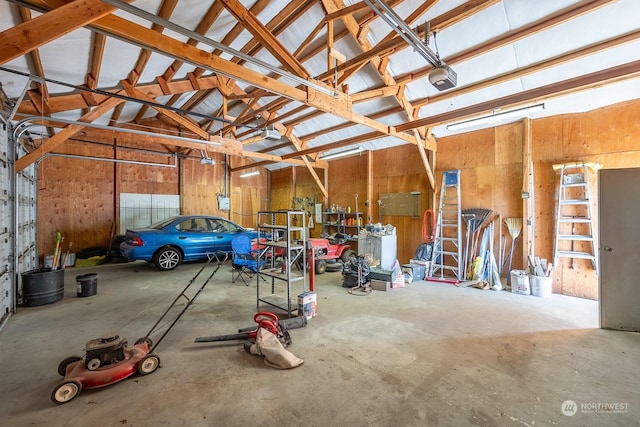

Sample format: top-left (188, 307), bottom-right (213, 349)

top-left (227, 0), bottom-right (493, 150)
top-left (217, 0), bottom-right (309, 78)
top-left (15, 95), bottom-right (125, 172)
top-left (117, 0), bottom-right (178, 126)
top-left (392, 0), bottom-right (618, 89)
top-left (219, 1), bottom-right (317, 125)
top-left (315, 0), bottom-right (500, 85)
top-left (409, 29), bottom-right (640, 110)
top-left (73, 9), bottom-right (416, 146)
top-left (322, 0), bottom-right (435, 188)
top-left (0, 0), bottom-right (133, 65)
top-left (161, 2), bottom-right (224, 82)
top-left (213, 76), bottom-right (328, 195)
top-left (16, 6), bottom-right (48, 99)
top-left (396, 59), bottom-right (640, 132)
top-left (4, 0), bottom-right (631, 173)
top-left (121, 80), bottom-right (211, 140)
top-left (82, 32), bottom-right (106, 115)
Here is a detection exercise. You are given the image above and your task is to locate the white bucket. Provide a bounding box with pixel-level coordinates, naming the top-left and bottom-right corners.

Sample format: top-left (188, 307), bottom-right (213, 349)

top-left (43, 255), bottom-right (53, 268)
top-left (531, 276), bottom-right (552, 298)
top-left (64, 253), bottom-right (76, 267)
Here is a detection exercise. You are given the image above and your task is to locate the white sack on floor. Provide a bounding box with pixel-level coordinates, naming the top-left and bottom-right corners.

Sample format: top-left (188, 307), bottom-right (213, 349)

top-left (249, 327), bottom-right (303, 369)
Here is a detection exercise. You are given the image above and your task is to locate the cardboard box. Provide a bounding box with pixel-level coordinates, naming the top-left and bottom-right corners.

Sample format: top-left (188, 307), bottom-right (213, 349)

top-left (368, 267), bottom-right (394, 282)
top-left (370, 279), bottom-right (390, 292)
top-left (409, 259), bottom-right (430, 268)
top-left (297, 291), bottom-right (317, 319)
top-left (402, 264), bottom-right (426, 281)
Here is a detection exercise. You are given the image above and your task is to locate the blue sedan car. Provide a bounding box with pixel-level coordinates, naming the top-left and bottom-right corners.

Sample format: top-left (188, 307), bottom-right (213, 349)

top-left (120, 215), bottom-right (259, 271)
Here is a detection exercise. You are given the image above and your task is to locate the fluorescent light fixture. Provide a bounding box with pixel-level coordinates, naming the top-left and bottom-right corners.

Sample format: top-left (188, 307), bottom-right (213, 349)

top-left (447, 103), bottom-right (545, 131)
top-left (319, 147), bottom-right (363, 161)
top-left (239, 170), bottom-right (260, 178)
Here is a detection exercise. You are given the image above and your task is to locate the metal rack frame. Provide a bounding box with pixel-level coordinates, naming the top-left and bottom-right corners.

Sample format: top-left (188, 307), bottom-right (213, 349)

top-left (256, 210), bottom-right (307, 317)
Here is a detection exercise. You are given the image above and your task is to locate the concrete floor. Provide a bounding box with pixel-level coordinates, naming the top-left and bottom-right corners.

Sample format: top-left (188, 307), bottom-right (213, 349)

top-left (0, 260), bottom-right (638, 427)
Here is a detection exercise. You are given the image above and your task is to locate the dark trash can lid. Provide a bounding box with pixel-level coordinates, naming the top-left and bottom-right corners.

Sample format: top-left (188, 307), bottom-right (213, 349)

top-left (76, 273), bottom-right (98, 281)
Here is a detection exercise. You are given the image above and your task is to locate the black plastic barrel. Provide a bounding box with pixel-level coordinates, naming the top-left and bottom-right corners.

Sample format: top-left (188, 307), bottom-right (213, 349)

top-left (76, 273), bottom-right (98, 297)
top-left (21, 268), bottom-right (65, 307)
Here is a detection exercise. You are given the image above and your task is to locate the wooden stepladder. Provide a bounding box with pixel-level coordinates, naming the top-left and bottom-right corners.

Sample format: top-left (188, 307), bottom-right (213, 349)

top-left (428, 170), bottom-right (462, 280)
top-left (553, 162), bottom-right (601, 275)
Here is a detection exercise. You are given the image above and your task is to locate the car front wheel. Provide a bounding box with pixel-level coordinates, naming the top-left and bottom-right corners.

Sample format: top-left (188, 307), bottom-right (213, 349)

top-left (154, 247), bottom-right (182, 271)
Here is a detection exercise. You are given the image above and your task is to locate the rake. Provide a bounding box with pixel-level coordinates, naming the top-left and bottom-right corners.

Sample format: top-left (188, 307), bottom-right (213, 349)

top-left (462, 208), bottom-right (492, 279)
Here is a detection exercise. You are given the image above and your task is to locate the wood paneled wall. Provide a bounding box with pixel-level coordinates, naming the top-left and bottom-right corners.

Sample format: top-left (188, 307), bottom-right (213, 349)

top-left (271, 100), bottom-right (640, 300)
top-left (37, 140), bottom-right (117, 257)
top-left (272, 146), bottom-right (432, 263)
top-left (371, 145), bottom-right (431, 263)
top-left (528, 100), bottom-right (640, 299)
top-left (34, 99), bottom-right (640, 301)
top-left (270, 166), bottom-right (325, 236)
top-left (36, 127), bottom-right (267, 259)
top-left (436, 99), bottom-right (640, 300)
top-left (436, 123), bottom-right (525, 285)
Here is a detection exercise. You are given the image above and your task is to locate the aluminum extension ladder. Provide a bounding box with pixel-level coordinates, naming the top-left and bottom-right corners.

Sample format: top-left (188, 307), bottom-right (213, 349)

top-left (428, 170), bottom-right (463, 280)
top-left (552, 162), bottom-right (601, 275)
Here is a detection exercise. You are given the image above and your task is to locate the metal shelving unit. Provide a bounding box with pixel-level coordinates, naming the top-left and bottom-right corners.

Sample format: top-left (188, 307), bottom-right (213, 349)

top-left (321, 211), bottom-right (362, 241)
top-left (256, 210), bottom-right (307, 317)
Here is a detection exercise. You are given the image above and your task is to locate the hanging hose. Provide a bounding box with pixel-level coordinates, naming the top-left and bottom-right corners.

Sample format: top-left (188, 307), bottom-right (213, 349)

top-left (422, 209), bottom-right (436, 243)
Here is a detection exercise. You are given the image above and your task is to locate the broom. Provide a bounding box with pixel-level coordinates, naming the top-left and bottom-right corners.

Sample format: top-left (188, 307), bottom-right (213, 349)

top-left (463, 208), bottom-right (492, 279)
top-left (503, 217), bottom-right (523, 287)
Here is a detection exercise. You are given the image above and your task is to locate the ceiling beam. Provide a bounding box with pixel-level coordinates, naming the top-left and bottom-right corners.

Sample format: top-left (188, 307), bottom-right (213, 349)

top-left (217, 0), bottom-right (309, 79)
top-left (396, 59), bottom-right (640, 132)
top-left (228, 0), bottom-right (495, 145)
top-left (315, 0), bottom-right (500, 84)
top-left (410, 29), bottom-right (640, 110)
top-left (15, 95), bottom-right (125, 172)
top-left (0, 0), bottom-right (130, 65)
top-left (83, 11), bottom-right (416, 143)
top-left (392, 0), bottom-right (618, 87)
top-left (282, 130), bottom-right (385, 160)
top-left (164, 3), bottom-right (225, 82)
top-left (83, 32), bottom-right (106, 115)
top-left (15, 75), bottom-right (221, 116)
top-left (121, 80), bottom-right (211, 140)
top-left (16, 6), bottom-right (48, 99)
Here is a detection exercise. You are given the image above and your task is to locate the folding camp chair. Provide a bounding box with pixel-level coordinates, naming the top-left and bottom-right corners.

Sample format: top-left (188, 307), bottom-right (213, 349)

top-left (231, 235), bottom-right (265, 286)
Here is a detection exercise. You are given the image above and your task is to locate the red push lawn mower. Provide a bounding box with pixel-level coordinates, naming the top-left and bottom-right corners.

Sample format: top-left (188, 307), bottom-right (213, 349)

top-left (300, 233), bottom-right (356, 274)
top-left (51, 252), bottom-right (228, 405)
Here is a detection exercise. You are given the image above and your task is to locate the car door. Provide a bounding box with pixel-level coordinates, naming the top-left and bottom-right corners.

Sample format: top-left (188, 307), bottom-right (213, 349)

top-left (174, 217), bottom-right (216, 260)
top-left (210, 218), bottom-right (244, 252)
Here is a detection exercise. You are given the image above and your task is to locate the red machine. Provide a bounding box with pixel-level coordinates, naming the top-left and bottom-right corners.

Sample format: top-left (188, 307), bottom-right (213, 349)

top-left (51, 252), bottom-right (227, 405)
top-left (193, 311), bottom-right (307, 346)
top-left (304, 234), bottom-right (355, 274)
